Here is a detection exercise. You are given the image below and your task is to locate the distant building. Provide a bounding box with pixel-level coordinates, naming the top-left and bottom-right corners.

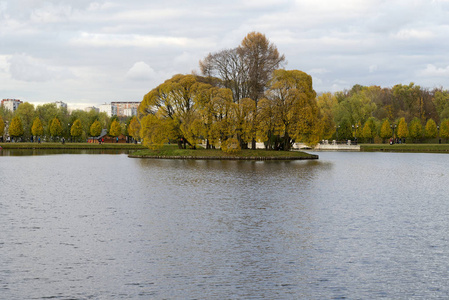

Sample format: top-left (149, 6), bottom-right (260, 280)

top-left (123, 107), bottom-right (138, 117)
top-left (1, 99), bottom-right (22, 111)
top-left (54, 101), bottom-right (67, 109)
top-left (84, 106), bottom-right (99, 113)
top-left (99, 103), bottom-right (117, 117)
top-left (111, 101), bottom-right (140, 117)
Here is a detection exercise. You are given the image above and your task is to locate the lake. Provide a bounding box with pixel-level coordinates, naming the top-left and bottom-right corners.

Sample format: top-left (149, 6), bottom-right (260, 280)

top-left (1, 150), bottom-right (449, 299)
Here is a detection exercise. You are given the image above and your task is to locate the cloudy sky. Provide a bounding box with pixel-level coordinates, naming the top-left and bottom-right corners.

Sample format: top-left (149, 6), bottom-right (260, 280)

top-left (1, 0), bottom-right (449, 108)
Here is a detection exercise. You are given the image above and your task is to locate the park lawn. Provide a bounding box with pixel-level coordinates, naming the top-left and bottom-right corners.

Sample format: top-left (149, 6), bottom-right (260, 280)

top-left (130, 144), bottom-right (318, 160)
top-left (0, 142), bottom-right (146, 150)
top-left (360, 143), bottom-right (449, 153)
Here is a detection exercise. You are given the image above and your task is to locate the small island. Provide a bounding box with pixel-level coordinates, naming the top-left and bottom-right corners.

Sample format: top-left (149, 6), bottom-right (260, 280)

top-left (129, 145), bottom-right (318, 160)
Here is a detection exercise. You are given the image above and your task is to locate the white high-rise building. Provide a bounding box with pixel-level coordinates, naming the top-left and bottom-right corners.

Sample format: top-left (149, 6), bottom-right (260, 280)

top-left (111, 101), bottom-right (140, 117)
top-left (54, 101), bottom-right (67, 109)
top-left (1, 99), bottom-right (22, 111)
top-left (99, 103), bottom-right (117, 117)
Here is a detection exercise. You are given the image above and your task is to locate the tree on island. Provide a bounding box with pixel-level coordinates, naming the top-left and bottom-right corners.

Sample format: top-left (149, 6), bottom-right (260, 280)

top-left (70, 119), bottom-right (83, 142)
top-left (9, 116), bottom-right (24, 141)
top-left (139, 32), bottom-right (322, 151)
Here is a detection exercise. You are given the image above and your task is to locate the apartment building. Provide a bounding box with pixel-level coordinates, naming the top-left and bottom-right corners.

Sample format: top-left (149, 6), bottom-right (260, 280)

top-left (1, 99), bottom-right (23, 111)
top-left (111, 101), bottom-right (140, 117)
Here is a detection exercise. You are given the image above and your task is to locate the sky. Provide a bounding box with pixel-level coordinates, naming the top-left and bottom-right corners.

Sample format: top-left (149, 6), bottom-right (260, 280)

top-left (1, 0), bottom-right (449, 109)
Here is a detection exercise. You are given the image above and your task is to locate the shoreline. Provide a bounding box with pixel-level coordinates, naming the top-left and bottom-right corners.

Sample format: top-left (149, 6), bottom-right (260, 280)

top-left (0, 142), bottom-right (319, 160)
top-left (128, 154), bottom-right (319, 160)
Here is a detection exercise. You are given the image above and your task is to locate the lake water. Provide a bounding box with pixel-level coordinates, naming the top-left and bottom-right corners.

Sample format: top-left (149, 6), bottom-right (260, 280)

top-left (1, 150), bottom-right (449, 299)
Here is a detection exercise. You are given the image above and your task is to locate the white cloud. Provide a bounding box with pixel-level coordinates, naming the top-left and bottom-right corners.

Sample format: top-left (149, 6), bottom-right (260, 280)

top-left (419, 64), bottom-right (449, 77)
top-left (8, 54), bottom-right (73, 82)
top-left (125, 61), bottom-right (155, 81)
top-left (393, 29), bottom-right (435, 40)
top-left (70, 32), bottom-right (211, 49)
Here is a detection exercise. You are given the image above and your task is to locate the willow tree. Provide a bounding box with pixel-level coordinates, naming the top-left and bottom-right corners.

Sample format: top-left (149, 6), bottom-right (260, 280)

top-left (139, 74), bottom-right (231, 149)
top-left (263, 69), bottom-right (321, 149)
top-left (194, 85), bottom-right (233, 149)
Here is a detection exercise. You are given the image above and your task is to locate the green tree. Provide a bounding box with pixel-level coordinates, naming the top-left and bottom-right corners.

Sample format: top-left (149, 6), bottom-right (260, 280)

top-left (90, 120), bottom-right (102, 137)
top-left (408, 117), bottom-right (423, 142)
top-left (9, 116), bottom-right (24, 140)
top-left (317, 92), bottom-right (337, 140)
top-left (337, 118), bottom-right (353, 141)
top-left (70, 119), bottom-right (83, 141)
top-left (433, 90), bottom-right (449, 121)
top-left (425, 118), bottom-right (438, 139)
top-left (397, 117), bottom-right (408, 142)
top-left (109, 119), bottom-right (122, 141)
top-left (15, 102), bottom-right (35, 139)
top-left (139, 74), bottom-right (215, 149)
top-left (362, 117), bottom-right (377, 143)
top-left (0, 115), bottom-right (4, 138)
top-left (380, 119), bottom-right (392, 142)
top-left (31, 117), bottom-right (44, 138)
top-left (440, 119), bottom-right (449, 142)
top-left (49, 117), bottom-right (63, 140)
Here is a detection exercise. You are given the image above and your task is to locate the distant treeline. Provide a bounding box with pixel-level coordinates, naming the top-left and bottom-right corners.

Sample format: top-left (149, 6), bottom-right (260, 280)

top-left (318, 83), bottom-right (449, 143)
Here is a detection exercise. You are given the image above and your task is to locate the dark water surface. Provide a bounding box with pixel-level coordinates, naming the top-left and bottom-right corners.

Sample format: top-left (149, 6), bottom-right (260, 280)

top-left (1, 151), bottom-right (449, 299)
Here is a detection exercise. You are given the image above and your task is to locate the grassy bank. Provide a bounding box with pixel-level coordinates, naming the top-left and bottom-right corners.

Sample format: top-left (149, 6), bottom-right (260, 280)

top-left (0, 142), bottom-right (146, 150)
top-left (130, 145), bottom-right (318, 160)
top-left (360, 143), bottom-right (449, 153)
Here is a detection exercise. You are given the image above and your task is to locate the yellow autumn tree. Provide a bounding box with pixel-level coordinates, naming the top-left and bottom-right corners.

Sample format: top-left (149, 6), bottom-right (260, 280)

top-left (90, 120), bottom-right (102, 137)
top-left (70, 119), bottom-right (83, 141)
top-left (0, 115), bottom-right (4, 138)
top-left (109, 119), bottom-right (122, 140)
top-left (31, 117), bottom-right (44, 138)
top-left (264, 69), bottom-right (322, 149)
top-left (9, 116), bottom-right (24, 139)
top-left (128, 116), bottom-right (141, 142)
